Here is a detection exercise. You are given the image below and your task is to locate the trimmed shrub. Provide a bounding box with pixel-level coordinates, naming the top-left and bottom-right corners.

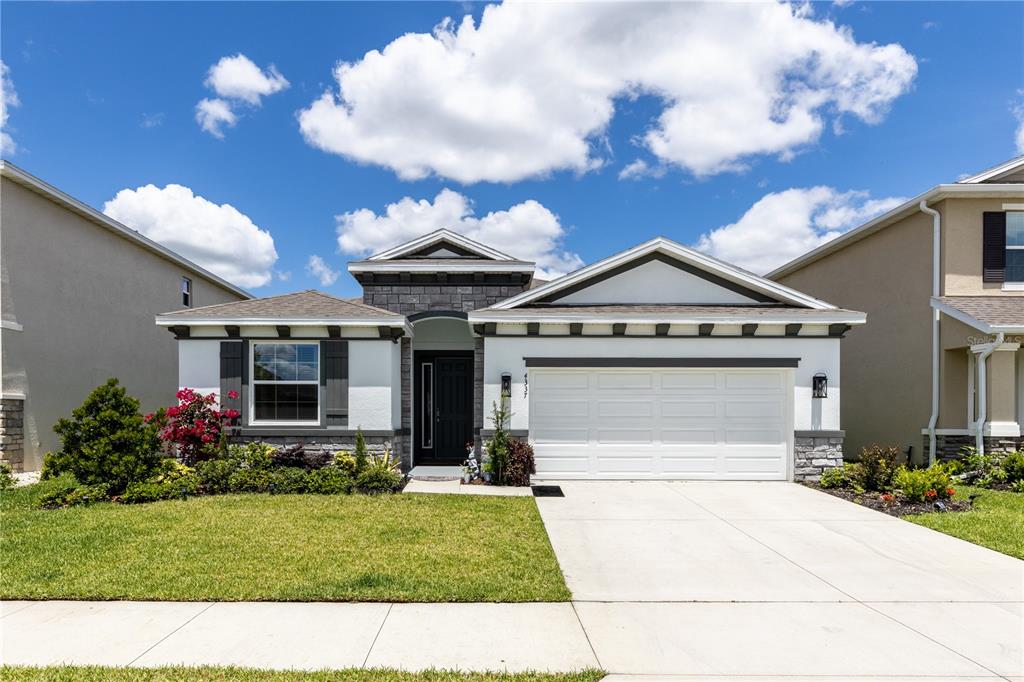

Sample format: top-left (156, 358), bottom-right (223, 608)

top-left (819, 465), bottom-right (848, 489)
top-left (1001, 451), bottom-right (1024, 483)
top-left (355, 449), bottom-right (402, 494)
top-left (353, 428), bottom-right (369, 473)
top-left (332, 452), bottom-right (359, 477)
top-left (857, 444), bottom-right (903, 492)
top-left (308, 466), bottom-right (354, 495)
top-left (43, 379), bottom-right (161, 494)
top-left (895, 464), bottom-right (955, 502)
top-left (271, 443), bottom-right (332, 470)
top-left (268, 467), bottom-right (310, 494)
top-left (228, 467), bottom-right (274, 494)
top-left (228, 442), bottom-right (276, 470)
top-left (36, 480), bottom-right (110, 509)
top-left (484, 401), bottom-right (511, 484)
top-left (1010, 479), bottom-right (1024, 494)
top-left (121, 474), bottom-right (198, 504)
top-left (503, 438), bottom-right (536, 487)
top-left (0, 462), bottom-right (14, 491)
top-left (195, 458), bottom-right (240, 494)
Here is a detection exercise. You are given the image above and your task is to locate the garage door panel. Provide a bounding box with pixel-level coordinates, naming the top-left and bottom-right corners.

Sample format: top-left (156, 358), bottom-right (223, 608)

top-left (724, 399), bottom-right (784, 419)
top-left (596, 372), bottom-right (653, 390)
top-left (530, 367), bottom-right (789, 481)
top-left (660, 400), bottom-right (718, 418)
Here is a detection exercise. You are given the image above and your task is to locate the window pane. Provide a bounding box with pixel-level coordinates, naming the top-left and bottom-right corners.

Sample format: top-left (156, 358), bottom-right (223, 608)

top-left (253, 383), bottom-right (318, 422)
top-left (1007, 212), bottom-right (1024, 247)
top-left (296, 384), bottom-right (318, 420)
top-left (1007, 249), bottom-right (1024, 283)
top-left (253, 345), bottom-right (278, 381)
top-left (254, 384), bottom-right (277, 421)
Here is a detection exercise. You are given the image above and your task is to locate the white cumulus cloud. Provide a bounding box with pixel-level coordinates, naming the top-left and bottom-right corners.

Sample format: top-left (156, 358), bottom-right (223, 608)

top-left (195, 98), bottom-right (237, 139)
top-left (195, 54), bottom-right (288, 138)
top-left (205, 53), bottom-right (289, 105)
top-left (299, 2), bottom-right (916, 183)
top-left (695, 187), bottom-right (906, 275)
top-left (104, 184), bottom-right (278, 288)
top-left (1, 60), bottom-right (21, 154)
top-left (1013, 95), bottom-right (1024, 154)
top-left (306, 255), bottom-right (341, 286)
top-left (336, 189), bottom-right (582, 280)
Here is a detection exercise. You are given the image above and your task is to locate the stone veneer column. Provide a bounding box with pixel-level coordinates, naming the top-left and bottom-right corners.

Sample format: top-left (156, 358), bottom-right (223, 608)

top-left (793, 430), bottom-right (844, 481)
top-left (399, 336), bottom-right (412, 470)
top-left (0, 398), bottom-right (26, 472)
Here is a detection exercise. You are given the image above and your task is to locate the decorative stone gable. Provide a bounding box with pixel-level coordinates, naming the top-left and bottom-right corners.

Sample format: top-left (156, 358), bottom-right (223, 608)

top-left (361, 280), bottom-right (530, 315)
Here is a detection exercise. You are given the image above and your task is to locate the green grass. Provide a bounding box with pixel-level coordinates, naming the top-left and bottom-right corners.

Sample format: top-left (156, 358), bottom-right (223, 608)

top-left (0, 478), bottom-right (569, 602)
top-left (907, 486), bottom-right (1024, 559)
top-left (0, 668), bottom-right (605, 682)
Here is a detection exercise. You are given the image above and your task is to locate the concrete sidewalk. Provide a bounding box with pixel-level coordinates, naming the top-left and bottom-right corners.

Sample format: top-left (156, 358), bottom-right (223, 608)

top-left (0, 600), bottom-right (598, 672)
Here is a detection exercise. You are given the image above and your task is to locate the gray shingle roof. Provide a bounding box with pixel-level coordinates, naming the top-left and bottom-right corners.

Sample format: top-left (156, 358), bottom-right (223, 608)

top-left (159, 290), bottom-right (402, 320)
top-left (936, 296), bottom-right (1024, 327)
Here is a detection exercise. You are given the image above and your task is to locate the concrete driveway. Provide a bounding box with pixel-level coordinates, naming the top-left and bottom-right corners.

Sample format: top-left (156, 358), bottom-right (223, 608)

top-left (537, 481), bottom-right (1024, 679)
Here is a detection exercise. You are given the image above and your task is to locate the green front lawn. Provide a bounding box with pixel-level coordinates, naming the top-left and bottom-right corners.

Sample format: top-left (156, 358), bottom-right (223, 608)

top-left (0, 479), bottom-right (569, 602)
top-left (1, 668), bottom-right (604, 682)
top-left (907, 486), bottom-right (1024, 559)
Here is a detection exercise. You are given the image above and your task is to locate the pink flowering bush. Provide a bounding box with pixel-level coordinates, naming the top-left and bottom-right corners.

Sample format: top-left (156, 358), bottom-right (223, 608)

top-left (147, 388), bottom-right (241, 465)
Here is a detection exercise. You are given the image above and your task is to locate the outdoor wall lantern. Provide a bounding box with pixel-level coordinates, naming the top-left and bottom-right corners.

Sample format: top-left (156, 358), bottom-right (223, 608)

top-left (812, 373), bottom-right (828, 399)
top-left (501, 372), bottom-right (512, 398)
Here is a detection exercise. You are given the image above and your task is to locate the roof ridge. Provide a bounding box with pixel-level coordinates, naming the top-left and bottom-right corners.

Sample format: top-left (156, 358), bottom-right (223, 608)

top-left (306, 289), bottom-right (400, 316)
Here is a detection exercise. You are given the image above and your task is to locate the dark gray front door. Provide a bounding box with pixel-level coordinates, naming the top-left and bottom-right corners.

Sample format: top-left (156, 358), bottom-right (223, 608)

top-left (415, 352), bottom-right (474, 463)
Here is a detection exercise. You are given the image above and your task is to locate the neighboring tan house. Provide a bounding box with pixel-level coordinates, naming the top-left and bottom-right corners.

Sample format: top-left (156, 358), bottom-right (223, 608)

top-left (770, 156), bottom-right (1024, 465)
top-left (158, 230), bottom-right (864, 481)
top-left (1, 161), bottom-right (249, 471)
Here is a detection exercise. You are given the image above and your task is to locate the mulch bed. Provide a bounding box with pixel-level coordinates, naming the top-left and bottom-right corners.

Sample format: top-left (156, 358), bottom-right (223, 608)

top-left (806, 484), bottom-right (973, 517)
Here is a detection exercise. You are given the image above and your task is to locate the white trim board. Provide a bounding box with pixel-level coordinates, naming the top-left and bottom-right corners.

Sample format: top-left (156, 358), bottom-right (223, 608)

top-left (366, 228), bottom-right (518, 262)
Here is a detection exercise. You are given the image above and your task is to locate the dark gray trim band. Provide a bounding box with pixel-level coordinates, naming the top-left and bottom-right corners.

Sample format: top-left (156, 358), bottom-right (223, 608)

top-left (237, 428), bottom-right (396, 438)
top-left (794, 430), bottom-right (845, 438)
top-left (479, 429), bottom-right (529, 438)
top-left (524, 357), bottom-right (800, 368)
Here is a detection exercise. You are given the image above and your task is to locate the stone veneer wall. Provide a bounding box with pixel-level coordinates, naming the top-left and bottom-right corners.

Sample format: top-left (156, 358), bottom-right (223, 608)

top-left (399, 336), bottom-right (412, 469)
top-left (362, 283), bottom-right (525, 316)
top-left (0, 398), bottom-right (25, 472)
top-left (793, 431), bottom-right (844, 482)
top-left (232, 433), bottom-right (398, 461)
top-left (473, 337), bottom-right (485, 455)
top-left (930, 433), bottom-right (1024, 461)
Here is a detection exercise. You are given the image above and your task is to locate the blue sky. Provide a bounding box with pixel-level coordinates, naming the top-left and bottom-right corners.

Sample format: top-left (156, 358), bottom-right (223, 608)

top-left (2, 1), bottom-right (1022, 297)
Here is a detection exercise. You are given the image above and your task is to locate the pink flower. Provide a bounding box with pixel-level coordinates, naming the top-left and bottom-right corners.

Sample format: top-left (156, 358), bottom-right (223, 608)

top-left (227, 390), bottom-right (239, 400)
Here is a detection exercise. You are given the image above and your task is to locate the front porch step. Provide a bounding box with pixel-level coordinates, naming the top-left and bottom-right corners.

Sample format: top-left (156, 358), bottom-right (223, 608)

top-left (407, 465), bottom-right (463, 481)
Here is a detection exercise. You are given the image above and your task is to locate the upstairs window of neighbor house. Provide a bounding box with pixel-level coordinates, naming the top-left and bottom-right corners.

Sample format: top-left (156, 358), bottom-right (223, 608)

top-left (181, 276), bottom-right (192, 307)
top-left (1007, 212), bottom-right (1024, 282)
top-left (251, 342), bottom-right (319, 424)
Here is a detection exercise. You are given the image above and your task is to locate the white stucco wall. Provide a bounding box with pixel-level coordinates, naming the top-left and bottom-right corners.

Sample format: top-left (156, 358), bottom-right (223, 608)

top-left (348, 340), bottom-right (399, 430)
top-left (482, 336), bottom-right (842, 432)
top-left (178, 340), bottom-right (222, 399)
top-left (556, 259), bottom-right (758, 305)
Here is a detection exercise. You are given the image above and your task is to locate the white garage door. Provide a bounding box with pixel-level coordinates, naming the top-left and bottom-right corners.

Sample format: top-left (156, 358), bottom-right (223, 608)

top-left (529, 367), bottom-right (790, 480)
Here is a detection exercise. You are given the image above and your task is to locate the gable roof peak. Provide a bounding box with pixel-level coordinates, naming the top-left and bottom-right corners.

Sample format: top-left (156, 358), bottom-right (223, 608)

top-left (958, 155), bottom-right (1024, 184)
top-left (366, 228), bottom-right (520, 262)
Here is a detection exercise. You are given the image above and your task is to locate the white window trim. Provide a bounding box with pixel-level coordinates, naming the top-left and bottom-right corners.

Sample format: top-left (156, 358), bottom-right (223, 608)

top-left (248, 340), bottom-right (321, 427)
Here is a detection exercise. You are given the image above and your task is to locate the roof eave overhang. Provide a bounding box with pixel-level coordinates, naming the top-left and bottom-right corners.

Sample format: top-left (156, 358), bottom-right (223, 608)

top-left (489, 237), bottom-right (836, 311)
top-left (156, 316), bottom-right (410, 332)
top-left (0, 161), bottom-right (252, 300)
top-left (769, 184), bottom-right (1024, 280)
top-left (348, 262), bottom-right (535, 274)
top-left (366, 228), bottom-right (517, 261)
top-left (467, 310), bottom-right (867, 326)
top-left (930, 297), bottom-right (1024, 335)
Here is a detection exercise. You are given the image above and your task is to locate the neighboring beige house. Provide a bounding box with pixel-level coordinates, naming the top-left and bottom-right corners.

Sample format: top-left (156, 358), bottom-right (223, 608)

top-left (770, 156), bottom-right (1024, 465)
top-left (1, 161), bottom-right (249, 471)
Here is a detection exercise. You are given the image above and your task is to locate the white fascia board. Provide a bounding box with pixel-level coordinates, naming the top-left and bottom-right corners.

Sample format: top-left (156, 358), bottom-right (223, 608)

top-left (468, 310), bottom-right (866, 326)
top-left (930, 298), bottom-right (992, 334)
top-left (0, 161), bottom-right (252, 300)
top-left (349, 261), bottom-right (535, 273)
top-left (958, 155), bottom-right (1024, 184)
top-left (366, 228), bottom-right (516, 261)
top-left (769, 184), bottom-right (1024, 280)
top-left (156, 316), bottom-right (410, 330)
top-left (490, 237), bottom-right (835, 311)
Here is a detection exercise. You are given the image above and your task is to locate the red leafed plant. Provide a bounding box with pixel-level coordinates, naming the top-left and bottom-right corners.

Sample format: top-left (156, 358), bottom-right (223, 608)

top-left (146, 388), bottom-right (240, 465)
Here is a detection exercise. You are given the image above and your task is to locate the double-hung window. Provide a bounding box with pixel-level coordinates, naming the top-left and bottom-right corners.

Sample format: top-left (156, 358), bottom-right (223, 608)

top-left (251, 342), bottom-right (319, 424)
top-left (1006, 212), bottom-right (1024, 283)
top-left (182, 276), bottom-right (192, 307)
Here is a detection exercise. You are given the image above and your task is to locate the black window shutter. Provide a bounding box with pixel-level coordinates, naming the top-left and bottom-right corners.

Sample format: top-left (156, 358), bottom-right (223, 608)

top-left (983, 212), bottom-right (1006, 283)
top-left (321, 340), bottom-right (348, 427)
top-left (219, 341), bottom-right (243, 413)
